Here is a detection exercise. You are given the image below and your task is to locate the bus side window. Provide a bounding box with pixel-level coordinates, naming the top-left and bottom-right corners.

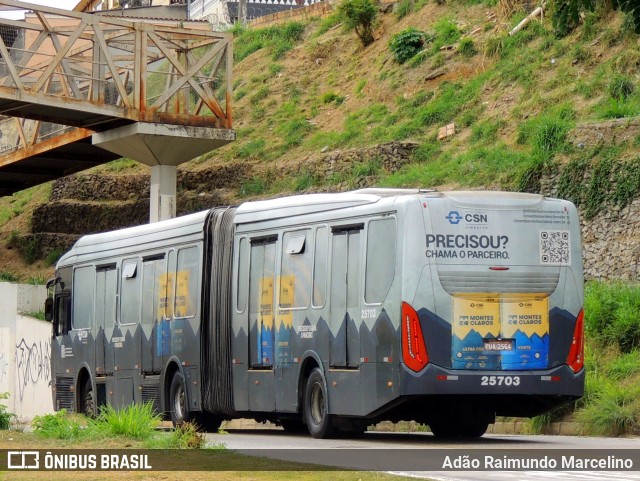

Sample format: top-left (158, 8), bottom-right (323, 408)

top-left (365, 217), bottom-right (397, 304)
top-left (95, 264), bottom-right (117, 329)
top-left (280, 231), bottom-right (311, 309)
top-left (73, 265), bottom-right (95, 330)
top-left (236, 237), bottom-right (248, 313)
top-left (175, 247), bottom-right (198, 318)
top-left (120, 258), bottom-right (141, 325)
top-left (142, 256), bottom-right (165, 325)
top-left (55, 295), bottom-right (71, 336)
top-left (312, 226), bottom-right (328, 308)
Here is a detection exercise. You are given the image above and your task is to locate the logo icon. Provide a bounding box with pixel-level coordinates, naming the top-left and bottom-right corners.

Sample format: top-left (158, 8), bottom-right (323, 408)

top-left (446, 211), bottom-right (463, 224)
top-left (8, 451), bottom-right (39, 469)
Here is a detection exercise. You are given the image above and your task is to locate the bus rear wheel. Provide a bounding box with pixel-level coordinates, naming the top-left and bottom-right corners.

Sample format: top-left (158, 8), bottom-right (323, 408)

top-left (303, 368), bottom-right (337, 439)
top-left (169, 372), bottom-right (190, 426)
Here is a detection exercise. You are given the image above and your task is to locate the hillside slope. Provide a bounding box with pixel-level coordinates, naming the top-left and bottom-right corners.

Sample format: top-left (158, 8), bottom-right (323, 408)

top-left (2, 0), bottom-right (640, 278)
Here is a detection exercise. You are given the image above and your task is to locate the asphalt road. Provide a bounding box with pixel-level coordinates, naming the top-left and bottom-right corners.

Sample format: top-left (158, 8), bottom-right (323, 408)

top-left (205, 428), bottom-right (640, 480)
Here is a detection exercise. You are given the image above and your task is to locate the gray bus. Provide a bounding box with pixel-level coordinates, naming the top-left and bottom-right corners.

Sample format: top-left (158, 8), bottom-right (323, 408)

top-left (46, 188), bottom-right (585, 438)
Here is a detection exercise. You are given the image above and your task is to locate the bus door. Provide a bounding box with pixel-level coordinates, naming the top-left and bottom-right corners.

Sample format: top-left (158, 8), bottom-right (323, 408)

top-left (141, 255), bottom-right (165, 374)
top-left (114, 258), bottom-right (142, 405)
top-left (330, 224), bottom-right (363, 368)
top-left (71, 265), bottom-right (97, 378)
top-left (248, 236), bottom-right (277, 412)
top-left (94, 264), bottom-right (117, 377)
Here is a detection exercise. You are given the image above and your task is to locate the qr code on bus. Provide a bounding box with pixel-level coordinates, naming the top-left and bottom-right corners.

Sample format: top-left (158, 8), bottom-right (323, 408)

top-left (539, 230), bottom-right (571, 266)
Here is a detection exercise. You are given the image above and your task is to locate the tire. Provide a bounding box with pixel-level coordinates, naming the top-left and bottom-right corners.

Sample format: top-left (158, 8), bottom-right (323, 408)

top-left (81, 378), bottom-right (95, 417)
top-left (169, 372), bottom-right (190, 426)
top-left (191, 412), bottom-right (222, 432)
top-left (303, 368), bottom-right (337, 439)
top-left (429, 418), bottom-right (489, 439)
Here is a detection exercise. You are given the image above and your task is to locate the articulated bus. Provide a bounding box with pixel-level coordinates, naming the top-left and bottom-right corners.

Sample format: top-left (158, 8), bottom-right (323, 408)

top-left (46, 189), bottom-right (585, 438)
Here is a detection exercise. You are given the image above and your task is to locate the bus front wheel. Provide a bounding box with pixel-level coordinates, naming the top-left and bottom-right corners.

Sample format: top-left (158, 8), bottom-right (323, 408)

top-left (169, 372), bottom-right (190, 426)
top-left (303, 368), bottom-right (337, 439)
top-left (80, 378), bottom-right (95, 417)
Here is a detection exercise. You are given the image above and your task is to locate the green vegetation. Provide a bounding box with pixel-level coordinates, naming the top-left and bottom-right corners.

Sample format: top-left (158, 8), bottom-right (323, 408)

top-left (31, 404), bottom-right (207, 448)
top-left (530, 281), bottom-right (640, 436)
top-left (0, 271), bottom-right (19, 282)
top-left (389, 28), bottom-right (427, 64)
top-left (21, 310), bottom-right (46, 320)
top-left (337, 0), bottom-right (378, 46)
top-left (233, 22), bottom-right (305, 62)
top-left (584, 281), bottom-right (640, 353)
top-left (91, 403), bottom-right (161, 439)
top-left (551, 0), bottom-right (640, 37)
top-left (0, 393), bottom-right (14, 430)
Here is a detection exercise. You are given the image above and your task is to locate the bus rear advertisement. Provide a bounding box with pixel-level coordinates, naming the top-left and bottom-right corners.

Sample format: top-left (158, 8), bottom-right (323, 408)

top-left (46, 189), bottom-right (584, 438)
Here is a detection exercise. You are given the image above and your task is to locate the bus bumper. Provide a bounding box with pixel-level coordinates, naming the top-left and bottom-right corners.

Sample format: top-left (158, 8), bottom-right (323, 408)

top-left (399, 363), bottom-right (585, 398)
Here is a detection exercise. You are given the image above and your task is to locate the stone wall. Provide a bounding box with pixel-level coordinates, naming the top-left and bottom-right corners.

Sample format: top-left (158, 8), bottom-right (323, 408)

top-left (579, 199), bottom-right (640, 280)
top-left (539, 120), bottom-right (640, 280)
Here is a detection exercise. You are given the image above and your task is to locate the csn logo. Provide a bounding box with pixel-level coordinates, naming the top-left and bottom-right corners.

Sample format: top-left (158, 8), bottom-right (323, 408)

top-left (445, 211), bottom-right (463, 224)
top-left (445, 211), bottom-right (488, 225)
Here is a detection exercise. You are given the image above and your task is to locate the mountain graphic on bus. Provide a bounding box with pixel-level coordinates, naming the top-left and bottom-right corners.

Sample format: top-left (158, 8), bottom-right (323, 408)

top-left (452, 329), bottom-right (499, 370)
top-left (501, 330), bottom-right (549, 370)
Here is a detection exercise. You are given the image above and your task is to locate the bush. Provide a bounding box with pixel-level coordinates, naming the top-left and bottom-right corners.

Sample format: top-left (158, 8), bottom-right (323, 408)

top-left (458, 37), bottom-right (477, 57)
top-left (32, 410), bottom-right (84, 439)
top-left (389, 28), bottom-right (427, 64)
top-left (91, 403), bottom-right (161, 439)
top-left (577, 382), bottom-right (640, 436)
top-left (0, 393), bottom-right (15, 430)
top-left (584, 281), bottom-right (640, 353)
top-left (337, 0), bottom-right (378, 46)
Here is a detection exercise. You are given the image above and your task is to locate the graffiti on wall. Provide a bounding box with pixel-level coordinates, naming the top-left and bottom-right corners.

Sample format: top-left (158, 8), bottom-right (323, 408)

top-left (0, 352), bottom-right (7, 385)
top-left (15, 339), bottom-right (51, 401)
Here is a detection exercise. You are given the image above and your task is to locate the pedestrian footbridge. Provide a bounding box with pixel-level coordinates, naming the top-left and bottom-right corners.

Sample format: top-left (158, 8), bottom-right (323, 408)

top-left (0, 0), bottom-right (235, 220)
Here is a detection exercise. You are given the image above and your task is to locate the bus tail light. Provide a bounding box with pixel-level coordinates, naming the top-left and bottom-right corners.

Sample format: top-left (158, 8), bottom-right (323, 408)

top-left (402, 302), bottom-right (429, 372)
top-left (566, 309), bottom-right (585, 373)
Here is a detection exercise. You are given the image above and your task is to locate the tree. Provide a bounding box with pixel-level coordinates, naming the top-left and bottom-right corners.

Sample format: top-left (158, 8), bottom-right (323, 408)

top-left (338, 0), bottom-right (378, 47)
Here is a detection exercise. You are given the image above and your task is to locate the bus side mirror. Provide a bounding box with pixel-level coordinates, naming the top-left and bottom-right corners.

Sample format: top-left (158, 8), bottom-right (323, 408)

top-left (44, 297), bottom-right (54, 322)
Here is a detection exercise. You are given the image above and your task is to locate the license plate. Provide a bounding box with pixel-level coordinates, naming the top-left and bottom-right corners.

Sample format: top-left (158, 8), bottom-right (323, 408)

top-left (484, 339), bottom-right (514, 351)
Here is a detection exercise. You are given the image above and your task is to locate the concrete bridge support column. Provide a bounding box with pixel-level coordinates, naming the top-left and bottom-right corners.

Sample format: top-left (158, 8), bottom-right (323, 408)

top-left (150, 165), bottom-right (176, 223)
top-left (93, 123), bottom-right (235, 223)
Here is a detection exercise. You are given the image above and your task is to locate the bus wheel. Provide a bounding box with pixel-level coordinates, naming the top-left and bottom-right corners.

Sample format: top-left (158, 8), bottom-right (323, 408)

top-left (429, 418), bottom-right (489, 439)
top-left (169, 372), bottom-right (190, 426)
top-left (303, 368), bottom-right (337, 439)
top-left (81, 378), bottom-right (95, 417)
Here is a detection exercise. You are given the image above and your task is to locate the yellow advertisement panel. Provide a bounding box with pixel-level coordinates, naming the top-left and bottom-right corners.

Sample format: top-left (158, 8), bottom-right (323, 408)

top-left (451, 293), bottom-right (550, 369)
top-left (174, 270), bottom-right (191, 318)
top-left (158, 272), bottom-right (174, 319)
top-left (277, 275), bottom-right (295, 329)
top-left (452, 296), bottom-right (501, 339)
top-left (260, 277), bottom-right (274, 329)
top-left (502, 295), bottom-right (549, 338)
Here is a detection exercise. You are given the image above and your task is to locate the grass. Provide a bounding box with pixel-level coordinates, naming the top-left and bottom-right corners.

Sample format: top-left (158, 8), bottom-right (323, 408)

top-left (0, 271), bottom-right (19, 282)
top-left (30, 404), bottom-right (212, 449)
top-left (234, 22), bottom-right (305, 62)
top-left (0, 393), bottom-right (14, 430)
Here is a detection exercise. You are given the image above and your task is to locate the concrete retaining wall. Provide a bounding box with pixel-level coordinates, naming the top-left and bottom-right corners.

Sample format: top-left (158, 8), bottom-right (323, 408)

top-left (0, 283), bottom-right (54, 421)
